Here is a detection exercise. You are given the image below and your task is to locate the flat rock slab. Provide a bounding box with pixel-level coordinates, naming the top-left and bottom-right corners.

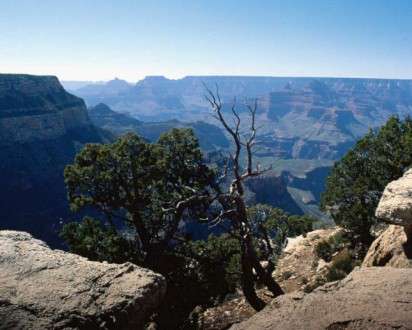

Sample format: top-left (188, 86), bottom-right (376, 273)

top-left (0, 231), bottom-right (166, 330)
top-left (232, 267), bottom-right (412, 330)
top-left (376, 169), bottom-right (412, 227)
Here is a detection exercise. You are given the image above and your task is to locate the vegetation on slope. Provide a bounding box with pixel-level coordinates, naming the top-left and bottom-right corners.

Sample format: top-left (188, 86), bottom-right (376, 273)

top-left (321, 116), bottom-right (412, 250)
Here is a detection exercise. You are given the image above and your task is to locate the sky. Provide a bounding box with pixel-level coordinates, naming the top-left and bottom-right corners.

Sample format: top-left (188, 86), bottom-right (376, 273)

top-left (1, 0), bottom-right (412, 81)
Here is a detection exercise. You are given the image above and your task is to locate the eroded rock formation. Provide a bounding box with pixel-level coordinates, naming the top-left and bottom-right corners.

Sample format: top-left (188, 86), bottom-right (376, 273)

top-left (0, 74), bottom-right (92, 145)
top-left (274, 228), bottom-right (342, 293)
top-left (0, 230), bottom-right (166, 329)
top-left (362, 224), bottom-right (412, 268)
top-left (375, 168), bottom-right (412, 227)
top-left (363, 168), bottom-right (412, 268)
top-left (232, 267), bottom-right (412, 330)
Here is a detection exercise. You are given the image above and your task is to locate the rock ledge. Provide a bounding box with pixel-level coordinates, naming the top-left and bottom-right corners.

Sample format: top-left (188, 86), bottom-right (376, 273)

top-left (0, 230), bottom-right (166, 329)
top-left (232, 267), bottom-right (412, 330)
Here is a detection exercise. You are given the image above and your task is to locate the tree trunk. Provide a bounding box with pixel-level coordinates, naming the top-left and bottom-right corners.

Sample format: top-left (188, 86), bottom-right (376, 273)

top-left (240, 244), bottom-right (266, 311)
top-left (251, 257), bottom-right (284, 297)
top-left (244, 233), bottom-right (284, 297)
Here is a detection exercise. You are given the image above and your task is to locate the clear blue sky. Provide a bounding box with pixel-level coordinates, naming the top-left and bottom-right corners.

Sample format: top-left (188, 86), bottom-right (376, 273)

top-left (1, 0), bottom-right (412, 81)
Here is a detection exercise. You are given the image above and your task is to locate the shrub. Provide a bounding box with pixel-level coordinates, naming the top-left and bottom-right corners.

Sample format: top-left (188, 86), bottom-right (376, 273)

top-left (315, 232), bottom-right (348, 262)
top-left (326, 249), bottom-right (359, 282)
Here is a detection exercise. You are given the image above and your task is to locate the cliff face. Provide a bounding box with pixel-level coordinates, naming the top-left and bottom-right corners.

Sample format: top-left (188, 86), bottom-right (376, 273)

top-left (245, 175), bottom-right (303, 215)
top-left (0, 74), bottom-right (108, 246)
top-left (0, 74), bottom-right (92, 144)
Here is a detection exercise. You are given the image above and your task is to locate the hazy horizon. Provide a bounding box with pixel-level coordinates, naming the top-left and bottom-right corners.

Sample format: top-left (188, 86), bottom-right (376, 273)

top-left (60, 74), bottom-right (412, 84)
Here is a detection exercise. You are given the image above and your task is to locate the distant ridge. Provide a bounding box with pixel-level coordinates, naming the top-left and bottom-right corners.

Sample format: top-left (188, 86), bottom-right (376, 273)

top-left (70, 75), bottom-right (412, 160)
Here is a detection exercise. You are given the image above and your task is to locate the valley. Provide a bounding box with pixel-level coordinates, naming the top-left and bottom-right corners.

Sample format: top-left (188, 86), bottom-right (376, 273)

top-left (2, 74), bottom-right (412, 246)
top-left (3, 2), bottom-right (412, 329)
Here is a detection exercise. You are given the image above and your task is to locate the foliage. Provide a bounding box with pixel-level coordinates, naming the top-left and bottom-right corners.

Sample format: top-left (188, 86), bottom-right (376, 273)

top-left (63, 129), bottom-right (214, 267)
top-left (326, 249), bottom-right (360, 282)
top-left (60, 217), bottom-right (139, 263)
top-left (247, 204), bottom-right (315, 259)
top-left (180, 234), bottom-right (241, 299)
top-left (62, 94), bottom-right (320, 320)
top-left (321, 116), bottom-right (412, 247)
top-left (62, 129), bottom-right (217, 328)
top-left (175, 204), bottom-right (316, 303)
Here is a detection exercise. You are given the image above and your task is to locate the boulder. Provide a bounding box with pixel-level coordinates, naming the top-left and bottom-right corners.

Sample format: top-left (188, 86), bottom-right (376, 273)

top-left (362, 225), bottom-right (412, 268)
top-left (231, 267), bottom-right (412, 330)
top-left (363, 169), bottom-right (412, 268)
top-left (375, 168), bottom-right (412, 227)
top-left (0, 231), bottom-right (166, 329)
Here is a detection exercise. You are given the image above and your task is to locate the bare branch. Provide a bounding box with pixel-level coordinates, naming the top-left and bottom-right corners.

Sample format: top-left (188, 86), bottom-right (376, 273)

top-left (204, 85), bottom-right (243, 189)
top-left (241, 98), bottom-right (258, 178)
top-left (216, 158), bottom-right (229, 184)
top-left (209, 209), bottom-right (237, 228)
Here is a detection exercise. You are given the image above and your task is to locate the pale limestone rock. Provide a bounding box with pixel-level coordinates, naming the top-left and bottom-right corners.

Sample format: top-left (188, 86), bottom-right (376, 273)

top-left (232, 267), bottom-right (412, 330)
top-left (0, 231), bottom-right (166, 329)
top-left (364, 169), bottom-right (412, 268)
top-left (362, 225), bottom-right (412, 268)
top-left (274, 228), bottom-right (342, 293)
top-left (375, 168), bottom-right (412, 227)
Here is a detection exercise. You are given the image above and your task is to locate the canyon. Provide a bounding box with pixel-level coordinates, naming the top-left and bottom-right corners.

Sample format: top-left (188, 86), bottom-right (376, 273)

top-left (0, 74), bottom-right (109, 246)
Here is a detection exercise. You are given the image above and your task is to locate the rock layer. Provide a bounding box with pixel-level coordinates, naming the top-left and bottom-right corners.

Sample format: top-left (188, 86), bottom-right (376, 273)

top-left (0, 230), bottom-right (166, 329)
top-left (0, 74), bottom-right (90, 145)
top-left (232, 267), bottom-right (412, 330)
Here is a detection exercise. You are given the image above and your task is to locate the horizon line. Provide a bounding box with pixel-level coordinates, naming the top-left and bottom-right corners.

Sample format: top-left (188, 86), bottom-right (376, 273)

top-left (61, 74), bottom-right (412, 84)
top-left (3, 72), bottom-right (412, 83)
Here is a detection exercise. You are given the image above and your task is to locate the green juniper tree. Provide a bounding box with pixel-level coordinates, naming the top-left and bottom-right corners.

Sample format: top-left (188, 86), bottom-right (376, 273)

top-left (63, 129), bottom-right (214, 269)
top-left (321, 116), bottom-right (412, 249)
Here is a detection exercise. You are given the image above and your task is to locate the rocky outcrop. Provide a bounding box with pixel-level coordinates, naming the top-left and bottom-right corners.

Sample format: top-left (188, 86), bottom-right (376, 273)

top-left (274, 228), bottom-right (342, 293)
top-left (197, 290), bottom-right (272, 330)
top-left (375, 168), bottom-right (412, 227)
top-left (0, 74), bottom-right (91, 145)
top-left (0, 231), bottom-right (166, 329)
top-left (232, 267), bottom-right (412, 330)
top-left (363, 169), bottom-right (412, 268)
top-left (362, 225), bottom-right (412, 268)
top-left (245, 174), bottom-right (303, 215)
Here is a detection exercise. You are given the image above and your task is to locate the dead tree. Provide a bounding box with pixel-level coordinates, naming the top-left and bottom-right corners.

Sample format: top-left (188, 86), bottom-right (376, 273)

top-left (204, 85), bottom-right (284, 311)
